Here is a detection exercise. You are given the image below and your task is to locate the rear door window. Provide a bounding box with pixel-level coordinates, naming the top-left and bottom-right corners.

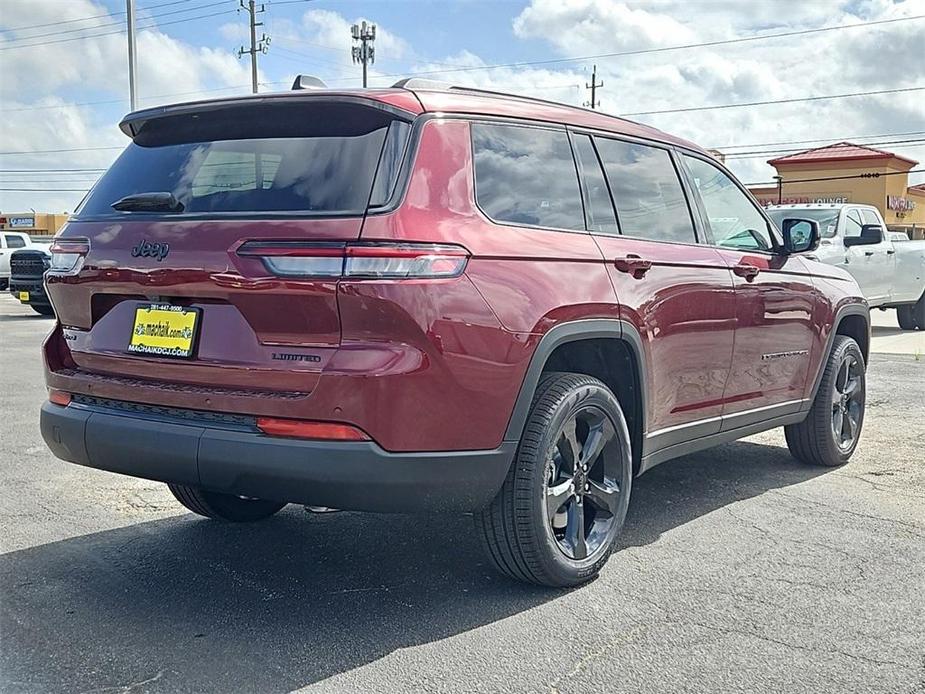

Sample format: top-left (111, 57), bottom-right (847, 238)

top-left (594, 137), bottom-right (696, 243)
top-left (4, 235), bottom-right (26, 248)
top-left (75, 102), bottom-right (410, 217)
top-left (472, 123), bottom-right (585, 231)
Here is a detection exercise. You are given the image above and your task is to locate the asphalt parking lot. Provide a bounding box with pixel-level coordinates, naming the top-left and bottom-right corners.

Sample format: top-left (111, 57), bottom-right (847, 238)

top-left (1, 295), bottom-right (923, 694)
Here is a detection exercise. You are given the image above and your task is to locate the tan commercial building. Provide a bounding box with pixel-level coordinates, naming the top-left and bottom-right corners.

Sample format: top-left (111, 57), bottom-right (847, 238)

top-left (748, 142), bottom-right (925, 238)
top-left (0, 212), bottom-right (69, 239)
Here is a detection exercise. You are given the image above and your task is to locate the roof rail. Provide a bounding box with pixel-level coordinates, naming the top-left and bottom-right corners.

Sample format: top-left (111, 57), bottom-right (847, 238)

top-left (391, 77), bottom-right (454, 90)
top-left (292, 75), bottom-right (328, 90)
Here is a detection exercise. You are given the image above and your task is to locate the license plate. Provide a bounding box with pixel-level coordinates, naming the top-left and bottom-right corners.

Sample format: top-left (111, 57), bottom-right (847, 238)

top-left (18, 291), bottom-right (29, 302)
top-left (128, 303), bottom-right (200, 359)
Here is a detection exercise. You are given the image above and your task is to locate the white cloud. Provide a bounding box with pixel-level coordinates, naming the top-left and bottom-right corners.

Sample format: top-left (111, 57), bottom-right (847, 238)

top-left (514, 0), bottom-right (694, 54)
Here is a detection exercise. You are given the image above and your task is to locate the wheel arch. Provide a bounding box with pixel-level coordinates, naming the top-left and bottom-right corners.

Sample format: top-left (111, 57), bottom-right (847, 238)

top-left (503, 320), bottom-right (647, 474)
top-left (806, 302), bottom-right (870, 407)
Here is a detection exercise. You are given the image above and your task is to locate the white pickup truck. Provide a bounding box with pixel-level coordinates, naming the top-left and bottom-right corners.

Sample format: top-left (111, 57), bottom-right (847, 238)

top-left (767, 203), bottom-right (925, 330)
top-left (0, 231), bottom-right (36, 290)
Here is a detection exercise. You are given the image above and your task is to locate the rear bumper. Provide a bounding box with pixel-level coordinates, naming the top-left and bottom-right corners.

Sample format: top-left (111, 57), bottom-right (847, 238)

top-left (40, 401), bottom-right (515, 513)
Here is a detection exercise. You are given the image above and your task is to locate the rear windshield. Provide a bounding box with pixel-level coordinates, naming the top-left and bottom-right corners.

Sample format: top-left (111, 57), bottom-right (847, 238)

top-left (76, 101), bottom-right (411, 218)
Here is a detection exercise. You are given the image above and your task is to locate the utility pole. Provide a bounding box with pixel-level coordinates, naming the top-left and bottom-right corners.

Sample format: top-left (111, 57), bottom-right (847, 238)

top-left (584, 64), bottom-right (603, 109)
top-left (774, 175), bottom-right (783, 204)
top-left (351, 21), bottom-right (376, 88)
top-left (126, 0), bottom-right (137, 111)
top-left (237, 0), bottom-right (269, 94)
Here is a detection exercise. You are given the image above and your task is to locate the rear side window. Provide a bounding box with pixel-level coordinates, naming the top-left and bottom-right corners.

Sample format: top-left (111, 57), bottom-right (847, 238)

top-left (4, 235), bottom-right (26, 248)
top-left (75, 102), bottom-right (410, 217)
top-left (472, 123), bottom-right (584, 231)
top-left (594, 138), bottom-right (696, 243)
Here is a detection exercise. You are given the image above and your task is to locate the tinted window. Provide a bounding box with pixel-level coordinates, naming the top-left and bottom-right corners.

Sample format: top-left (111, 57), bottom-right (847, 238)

top-left (4, 235), bottom-right (26, 248)
top-left (594, 138), bottom-right (695, 243)
top-left (472, 123), bottom-right (584, 231)
top-left (76, 103), bottom-right (407, 217)
top-left (572, 135), bottom-right (618, 234)
top-left (684, 155), bottom-right (773, 251)
top-left (845, 210), bottom-right (863, 238)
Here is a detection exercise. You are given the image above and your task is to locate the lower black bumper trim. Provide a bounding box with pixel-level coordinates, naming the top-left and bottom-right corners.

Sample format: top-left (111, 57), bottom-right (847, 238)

top-left (40, 401), bottom-right (515, 513)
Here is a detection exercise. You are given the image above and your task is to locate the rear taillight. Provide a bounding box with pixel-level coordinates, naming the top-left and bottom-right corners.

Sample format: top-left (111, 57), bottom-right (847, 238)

top-left (237, 242), bottom-right (469, 279)
top-left (256, 417), bottom-right (370, 441)
top-left (49, 237), bottom-right (90, 273)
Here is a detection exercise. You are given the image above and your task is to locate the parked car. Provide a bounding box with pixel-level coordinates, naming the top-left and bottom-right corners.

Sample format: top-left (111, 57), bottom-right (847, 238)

top-left (9, 244), bottom-right (55, 316)
top-left (0, 231), bottom-right (34, 290)
top-left (39, 79), bottom-right (870, 587)
top-left (767, 203), bottom-right (925, 330)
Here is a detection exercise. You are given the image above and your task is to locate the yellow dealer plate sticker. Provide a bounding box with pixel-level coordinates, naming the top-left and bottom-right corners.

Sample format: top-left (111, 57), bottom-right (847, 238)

top-left (128, 304), bottom-right (200, 359)
top-left (18, 291), bottom-right (29, 302)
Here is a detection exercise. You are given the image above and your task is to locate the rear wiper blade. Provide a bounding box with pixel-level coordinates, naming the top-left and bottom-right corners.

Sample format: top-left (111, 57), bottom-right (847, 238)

top-left (112, 192), bottom-right (184, 213)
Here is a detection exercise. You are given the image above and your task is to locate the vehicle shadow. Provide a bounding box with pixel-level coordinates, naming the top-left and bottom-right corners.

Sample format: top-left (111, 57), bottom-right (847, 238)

top-left (0, 440), bottom-right (828, 693)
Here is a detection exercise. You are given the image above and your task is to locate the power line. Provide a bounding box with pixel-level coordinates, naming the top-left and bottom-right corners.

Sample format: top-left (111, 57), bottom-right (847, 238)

top-left (721, 137), bottom-right (925, 158)
top-left (0, 146), bottom-right (124, 155)
top-left (0, 0), bottom-right (194, 33)
top-left (621, 86), bottom-right (925, 117)
top-left (0, 168), bottom-right (107, 172)
top-left (0, 188), bottom-right (92, 192)
top-left (0, 84), bottom-right (249, 114)
top-left (710, 130), bottom-right (925, 151)
top-left (2, 0), bottom-right (229, 43)
top-left (332, 15), bottom-right (925, 83)
top-left (0, 7), bottom-right (237, 51)
top-left (747, 168), bottom-right (925, 187)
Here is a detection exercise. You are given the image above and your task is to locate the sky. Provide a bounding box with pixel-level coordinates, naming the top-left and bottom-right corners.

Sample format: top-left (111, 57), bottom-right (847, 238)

top-left (1, 0), bottom-right (923, 214)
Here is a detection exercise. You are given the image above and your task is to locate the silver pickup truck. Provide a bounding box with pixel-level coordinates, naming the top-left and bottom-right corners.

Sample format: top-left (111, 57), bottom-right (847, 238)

top-left (767, 203), bottom-right (925, 330)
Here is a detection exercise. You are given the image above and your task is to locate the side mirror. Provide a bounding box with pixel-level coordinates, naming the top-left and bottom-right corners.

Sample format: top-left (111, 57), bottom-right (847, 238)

top-left (844, 224), bottom-right (883, 247)
top-left (781, 218), bottom-right (820, 254)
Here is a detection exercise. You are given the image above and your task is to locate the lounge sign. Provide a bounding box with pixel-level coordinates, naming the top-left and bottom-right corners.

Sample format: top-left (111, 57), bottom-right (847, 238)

top-left (887, 195), bottom-right (916, 212)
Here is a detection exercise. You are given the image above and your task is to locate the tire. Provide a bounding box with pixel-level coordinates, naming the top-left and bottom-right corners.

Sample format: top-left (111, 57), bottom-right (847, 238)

top-left (476, 372), bottom-right (633, 588)
top-left (897, 306), bottom-right (917, 330)
top-left (167, 484), bottom-right (286, 522)
top-left (31, 304), bottom-right (55, 317)
top-left (785, 335), bottom-right (865, 467)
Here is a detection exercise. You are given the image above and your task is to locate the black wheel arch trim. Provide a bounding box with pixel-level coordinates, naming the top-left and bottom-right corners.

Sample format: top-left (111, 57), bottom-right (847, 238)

top-left (502, 319), bottom-right (647, 444)
top-left (804, 302), bottom-right (870, 411)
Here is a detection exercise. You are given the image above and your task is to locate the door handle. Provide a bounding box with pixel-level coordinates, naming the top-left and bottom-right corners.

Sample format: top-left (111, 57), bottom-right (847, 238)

top-left (886, 249), bottom-right (896, 255)
top-left (613, 254), bottom-right (652, 278)
top-left (732, 263), bottom-right (760, 281)
top-left (864, 250), bottom-right (875, 256)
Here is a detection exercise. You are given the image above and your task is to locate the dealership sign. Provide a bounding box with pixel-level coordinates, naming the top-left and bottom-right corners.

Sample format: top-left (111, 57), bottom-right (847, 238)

top-left (887, 195), bottom-right (916, 212)
top-left (8, 216), bottom-right (34, 229)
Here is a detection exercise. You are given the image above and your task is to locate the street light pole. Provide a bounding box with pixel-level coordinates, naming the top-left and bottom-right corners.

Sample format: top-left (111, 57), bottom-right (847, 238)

top-left (126, 0), bottom-right (137, 111)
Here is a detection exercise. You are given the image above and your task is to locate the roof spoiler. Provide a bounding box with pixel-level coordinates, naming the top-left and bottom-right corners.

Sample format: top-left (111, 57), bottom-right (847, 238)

top-left (292, 75), bottom-right (328, 90)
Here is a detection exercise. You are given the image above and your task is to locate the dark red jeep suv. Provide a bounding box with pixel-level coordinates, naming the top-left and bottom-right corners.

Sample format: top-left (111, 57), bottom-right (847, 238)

top-left (40, 78), bottom-right (870, 587)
